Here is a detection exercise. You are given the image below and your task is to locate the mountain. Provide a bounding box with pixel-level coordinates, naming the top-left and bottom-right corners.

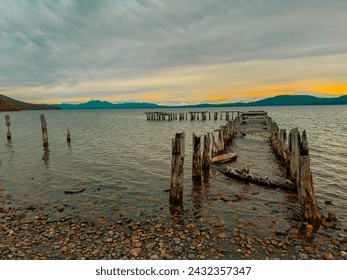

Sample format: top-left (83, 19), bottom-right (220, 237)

top-left (0, 94), bottom-right (60, 112)
top-left (184, 94), bottom-right (347, 108)
top-left (57, 99), bottom-right (161, 109)
top-left (246, 94), bottom-right (347, 106)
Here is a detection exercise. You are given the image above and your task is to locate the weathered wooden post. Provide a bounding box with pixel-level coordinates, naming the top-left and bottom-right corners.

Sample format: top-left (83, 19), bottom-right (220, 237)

top-left (202, 133), bottom-right (210, 170)
top-left (40, 114), bottom-right (49, 147)
top-left (66, 129), bottom-right (71, 143)
top-left (218, 128), bottom-right (224, 154)
top-left (169, 132), bottom-right (185, 206)
top-left (192, 133), bottom-right (202, 181)
top-left (214, 112), bottom-right (218, 121)
top-left (297, 130), bottom-right (320, 226)
top-left (5, 115), bottom-right (11, 140)
top-left (289, 128), bottom-right (300, 182)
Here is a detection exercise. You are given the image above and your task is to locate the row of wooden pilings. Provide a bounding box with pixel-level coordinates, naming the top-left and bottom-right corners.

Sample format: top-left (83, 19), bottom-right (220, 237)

top-left (169, 114), bottom-right (321, 227)
top-left (145, 111), bottom-right (240, 121)
top-left (169, 121), bottom-right (236, 207)
top-left (270, 123), bottom-right (320, 227)
top-left (2, 114), bottom-right (71, 146)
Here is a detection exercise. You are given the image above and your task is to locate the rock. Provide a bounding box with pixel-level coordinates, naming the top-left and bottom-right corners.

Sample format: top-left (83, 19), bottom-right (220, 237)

top-left (188, 253), bottom-right (195, 259)
top-left (218, 233), bottom-right (227, 239)
top-left (294, 246), bottom-right (301, 253)
top-left (331, 239), bottom-right (340, 246)
top-left (173, 238), bottom-right (181, 244)
top-left (106, 238), bottom-right (113, 243)
top-left (304, 247), bottom-right (315, 252)
top-left (129, 248), bottom-right (142, 256)
top-left (217, 220), bottom-right (227, 228)
top-left (306, 224), bottom-right (313, 236)
top-left (321, 218), bottom-right (335, 228)
top-left (323, 253), bottom-right (334, 260)
top-left (341, 251), bottom-right (347, 258)
top-left (324, 200), bottom-right (332, 205)
top-left (61, 246), bottom-right (68, 252)
top-left (185, 224), bottom-right (195, 230)
top-left (146, 242), bottom-right (156, 250)
top-left (150, 254), bottom-right (159, 260)
top-left (298, 253), bottom-right (308, 260)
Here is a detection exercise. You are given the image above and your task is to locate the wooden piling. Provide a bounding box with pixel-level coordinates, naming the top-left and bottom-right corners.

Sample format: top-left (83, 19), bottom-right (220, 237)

top-left (297, 130), bottom-right (320, 225)
top-left (202, 133), bottom-right (210, 170)
top-left (289, 128), bottom-right (300, 182)
top-left (40, 114), bottom-right (49, 147)
top-left (169, 132), bottom-right (185, 206)
top-left (211, 132), bottom-right (218, 158)
top-left (192, 133), bottom-right (202, 181)
top-left (5, 115), bottom-right (11, 140)
top-left (67, 129), bottom-right (71, 143)
top-left (218, 128), bottom-right (224, 154)
top-left (214, 112), bottom-right (218, 121)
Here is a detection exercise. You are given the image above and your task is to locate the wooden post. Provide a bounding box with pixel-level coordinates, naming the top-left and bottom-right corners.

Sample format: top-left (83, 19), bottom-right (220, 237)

top-left (297, 130), bottom-right (320, 226)
top-left (192, 133), bottom-right (202, 181)
top-left (289, 128), bottom-right (300, 182)
top-left (218, 128), bottom-right (224, 154)
top-left (202, 133), bottom-right (210, 170)
top-left (5, 115), bottom-right (11, 140)
top-left (40, 114), bottom-right (49, 147)
top-left (169, 132), bottom-right (185, 206)
top-left (211, 132), bottom-right (218, 158)
top-left (67, 129), bottom-right (71, 143)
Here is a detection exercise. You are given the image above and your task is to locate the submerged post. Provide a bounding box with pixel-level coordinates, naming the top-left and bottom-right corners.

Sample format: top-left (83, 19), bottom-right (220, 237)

top-left (66, 129), bottom-right (71, 143)
top-left (297, 130), bottom-right (320, 226)
top-left (5, 115), bottom-right (11, 140)
top-left (192, 133), bottom-right (202, 181)
top-left (40, 114), bottom-right (49, 147)
top-left (169, 132), bottom-right (185, 206)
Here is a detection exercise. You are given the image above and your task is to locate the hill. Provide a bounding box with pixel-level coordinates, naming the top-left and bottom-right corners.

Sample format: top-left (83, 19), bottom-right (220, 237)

top-left (57, 99), bottom-right (161, 109)
top-left (0, 94), bottom-right (60, 111)
top-left (183, 94), bottom-right (347, 108)
top-left (246, 95), bottom-right (347, 106)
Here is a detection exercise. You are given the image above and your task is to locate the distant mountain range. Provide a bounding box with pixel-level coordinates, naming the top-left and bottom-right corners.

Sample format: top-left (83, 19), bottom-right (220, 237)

top-left (0, 94), bottom-right (60, 112)
top-left (55, 94), bottom-right (347, 109)
top-left (1, 93), bottom-right (347, 112)
top-left (56, 99), bottom-right (161, 109)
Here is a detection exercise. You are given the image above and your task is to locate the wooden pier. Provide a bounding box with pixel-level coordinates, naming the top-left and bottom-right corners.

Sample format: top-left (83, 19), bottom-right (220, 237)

top-left (145, 110), bottom-right (241, 121)
top-left (169, 110), bottom-right (321, 228)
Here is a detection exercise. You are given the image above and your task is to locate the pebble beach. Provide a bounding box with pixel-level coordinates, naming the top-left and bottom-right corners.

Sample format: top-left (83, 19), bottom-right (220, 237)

top-left (1, 202), bottom-right (346, 260)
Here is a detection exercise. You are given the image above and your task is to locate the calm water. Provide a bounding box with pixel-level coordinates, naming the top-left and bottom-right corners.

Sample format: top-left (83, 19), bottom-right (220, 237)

top-left (0, 105), bottom-right (346, 236)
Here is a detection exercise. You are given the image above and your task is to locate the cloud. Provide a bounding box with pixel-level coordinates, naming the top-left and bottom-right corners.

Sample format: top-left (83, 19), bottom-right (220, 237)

top-left (1, 0), bottom-right (347, 103)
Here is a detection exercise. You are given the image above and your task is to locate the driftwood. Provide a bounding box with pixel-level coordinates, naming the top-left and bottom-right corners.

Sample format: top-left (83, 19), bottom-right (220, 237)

top-left (210, 152), bottom-right (237, 164)
top-left (217, 166), bottom-right (296, 192)
top-left (64, 188), bottom-right (86, 195)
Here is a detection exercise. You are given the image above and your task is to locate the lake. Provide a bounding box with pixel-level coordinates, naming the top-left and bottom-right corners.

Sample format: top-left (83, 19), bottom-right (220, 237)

top-left (0, 105), bottom-right (346, 238)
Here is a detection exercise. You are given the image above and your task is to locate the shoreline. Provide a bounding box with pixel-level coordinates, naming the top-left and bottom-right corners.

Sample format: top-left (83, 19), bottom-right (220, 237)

top-left (1, 203), bottom-right (346, 260)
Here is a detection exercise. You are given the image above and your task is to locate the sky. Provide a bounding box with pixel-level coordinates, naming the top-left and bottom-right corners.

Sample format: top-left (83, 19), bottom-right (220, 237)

top-left (1, 0), bottom-right (347, 105)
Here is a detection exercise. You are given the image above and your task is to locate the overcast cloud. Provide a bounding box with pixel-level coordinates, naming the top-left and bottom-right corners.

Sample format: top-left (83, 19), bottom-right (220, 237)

top-left (1, 0), bottom-right (347, 103)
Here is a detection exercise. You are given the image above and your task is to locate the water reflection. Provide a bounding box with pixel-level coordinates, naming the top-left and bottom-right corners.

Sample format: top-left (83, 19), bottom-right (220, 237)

top-left (42, 147), bottom-right (50, 168)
